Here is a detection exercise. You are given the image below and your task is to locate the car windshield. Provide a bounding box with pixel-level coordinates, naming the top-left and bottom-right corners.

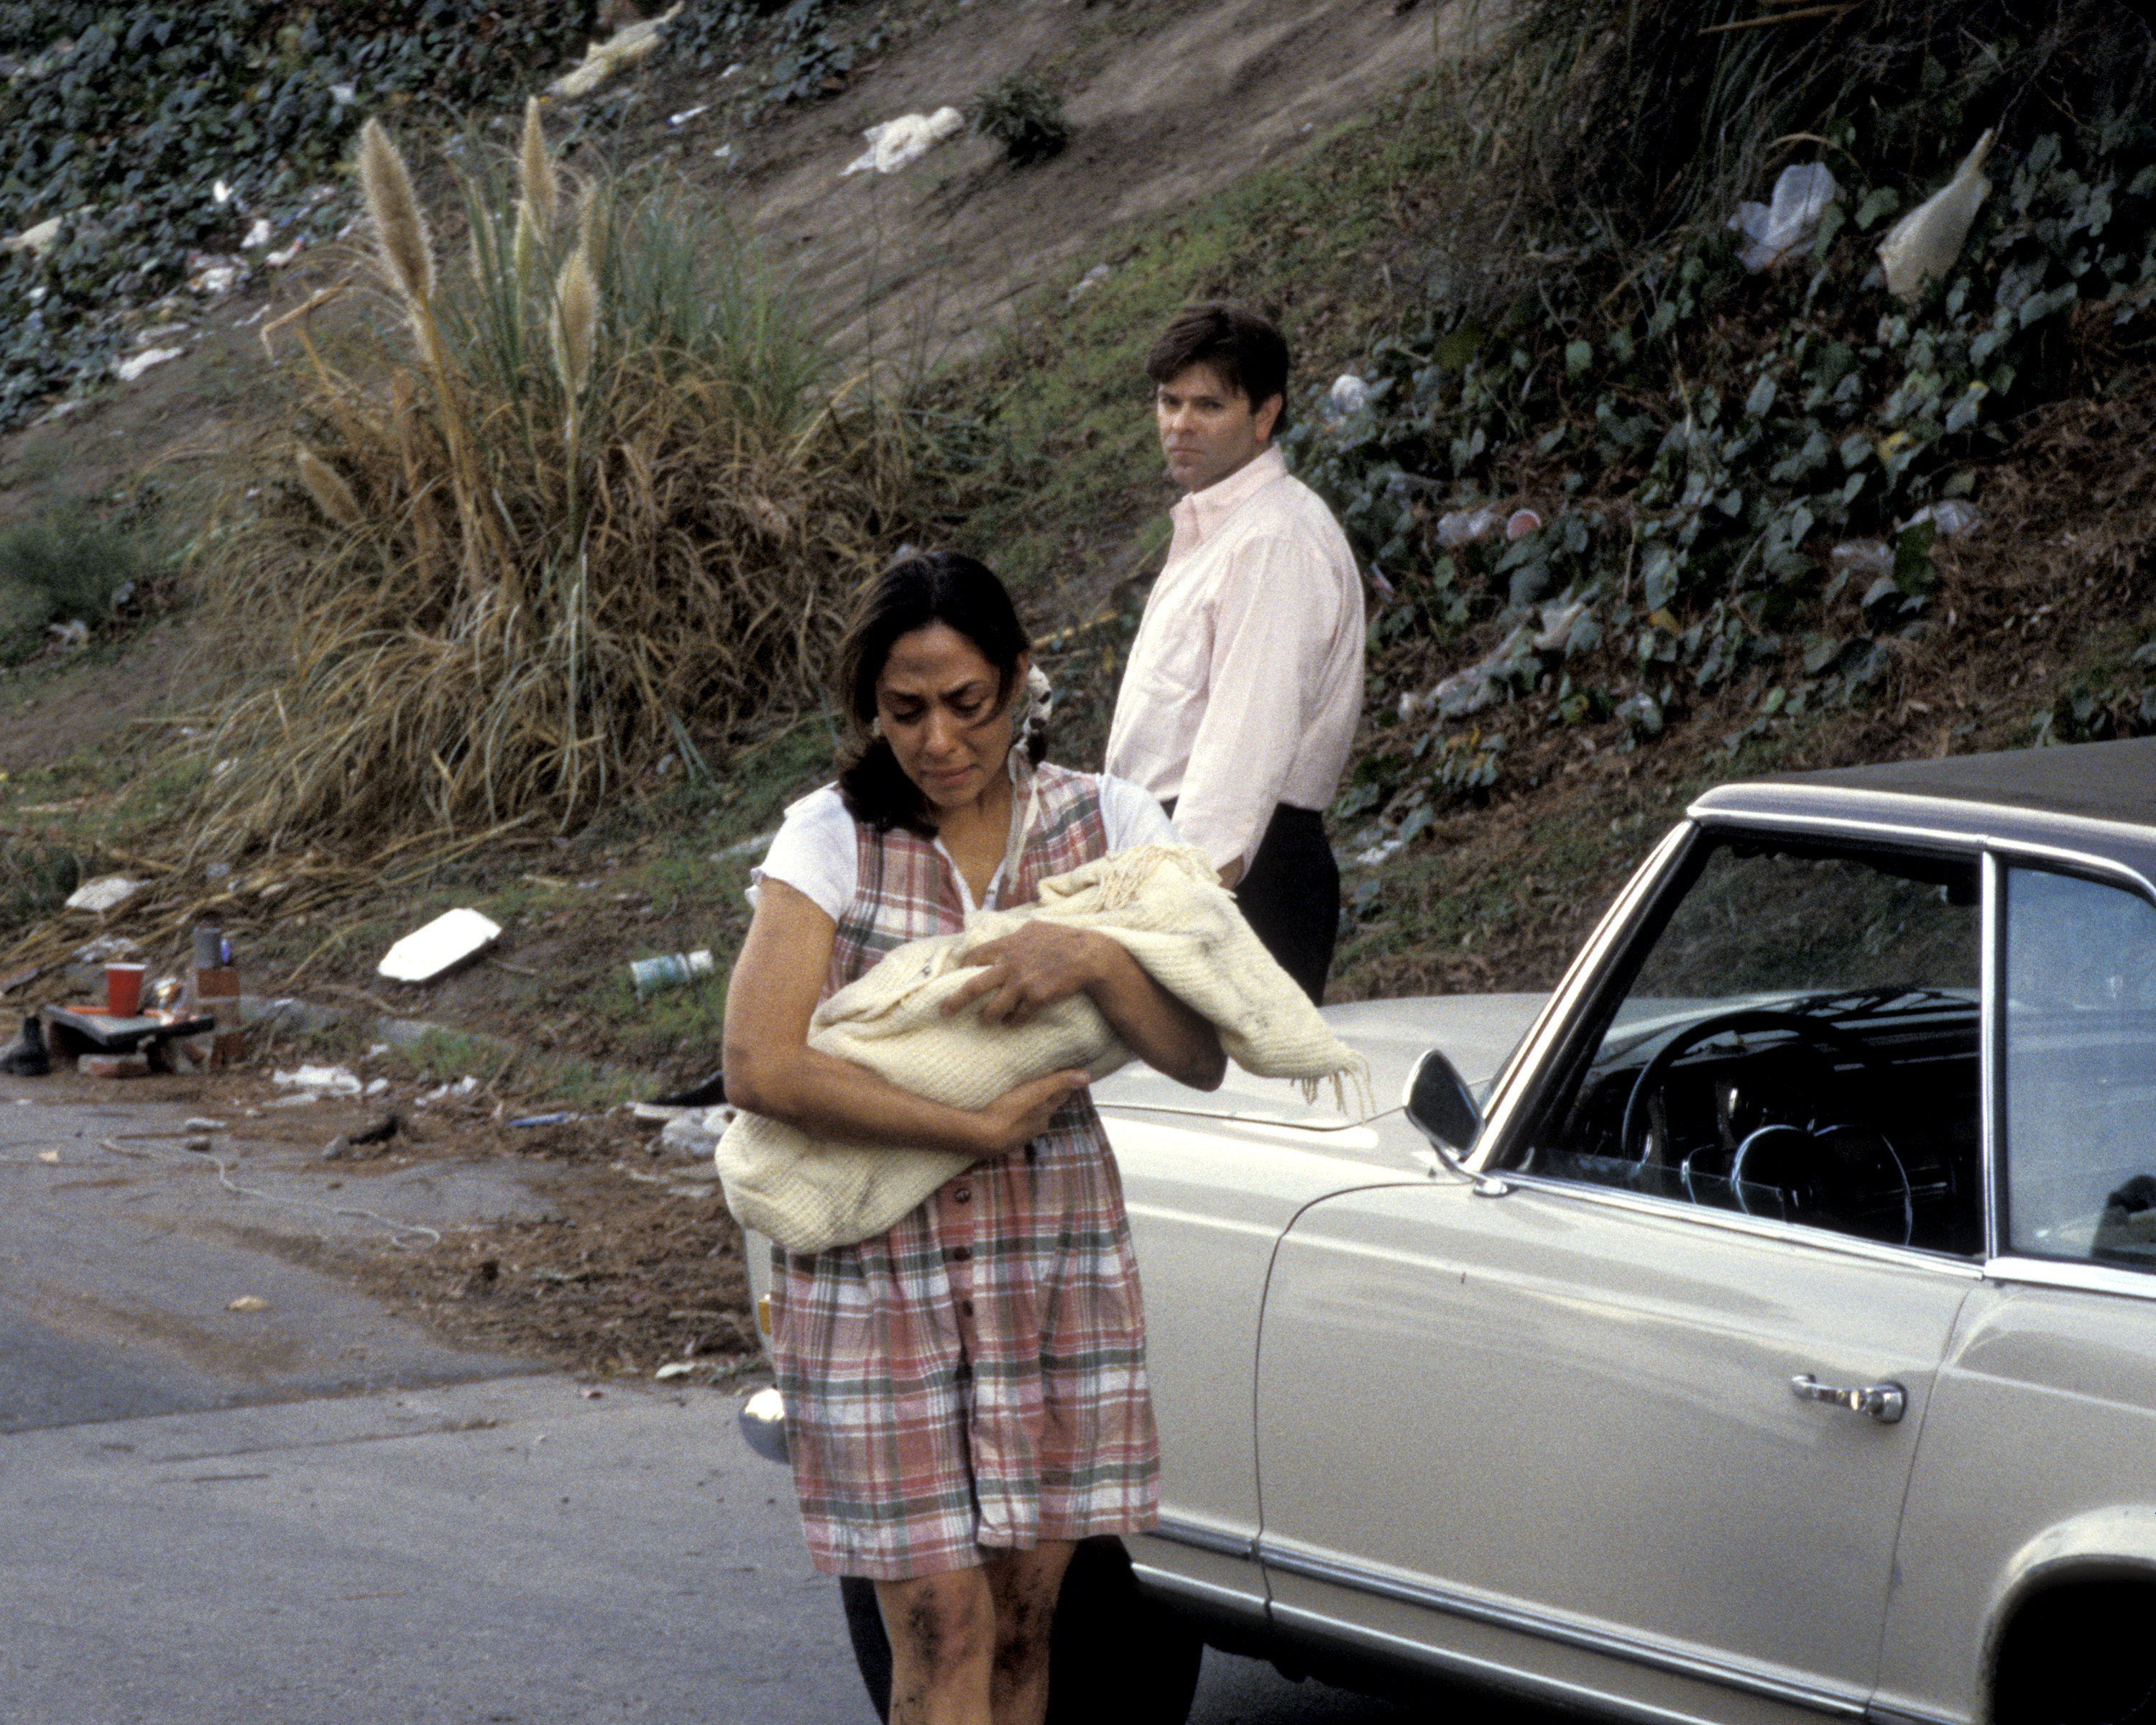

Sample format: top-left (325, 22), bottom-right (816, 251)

top-left (1515, 836), bottom-right (1984, 1254)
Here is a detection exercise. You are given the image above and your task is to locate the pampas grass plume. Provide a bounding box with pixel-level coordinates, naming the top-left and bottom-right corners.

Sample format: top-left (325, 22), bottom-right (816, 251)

top-left (296, 449), bottom-right (363, 528)
top-left (358, 118), bottom-right (435, 308)
top-left (518, 98), bottom-right (558, 235)
top-left (553, 243), bottom-right (599, 399)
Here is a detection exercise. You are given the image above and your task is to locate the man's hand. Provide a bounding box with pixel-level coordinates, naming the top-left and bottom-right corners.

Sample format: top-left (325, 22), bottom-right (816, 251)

top-left (944, 924), bottom-right (1107, 1026)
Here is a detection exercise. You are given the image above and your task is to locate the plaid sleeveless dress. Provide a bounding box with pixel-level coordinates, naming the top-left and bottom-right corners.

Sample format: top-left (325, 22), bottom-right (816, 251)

top-left (768, 759), bottom-right (1162, 1579)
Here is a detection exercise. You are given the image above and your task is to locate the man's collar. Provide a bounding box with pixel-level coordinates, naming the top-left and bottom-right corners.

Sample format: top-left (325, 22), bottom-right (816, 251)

top-left (1177, 444), bottom-right (1287, 537)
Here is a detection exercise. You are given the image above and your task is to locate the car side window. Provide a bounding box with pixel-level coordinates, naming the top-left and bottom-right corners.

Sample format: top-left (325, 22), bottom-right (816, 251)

top-left (1519, 837), bottom-right (1984, 1254)
top-left (2002, 866), bottom-right (2156, 1271)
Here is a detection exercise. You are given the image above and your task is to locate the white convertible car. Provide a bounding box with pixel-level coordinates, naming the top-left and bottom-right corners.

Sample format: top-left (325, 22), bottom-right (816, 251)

top-left (742, 737), bottom-right (2156, 1725)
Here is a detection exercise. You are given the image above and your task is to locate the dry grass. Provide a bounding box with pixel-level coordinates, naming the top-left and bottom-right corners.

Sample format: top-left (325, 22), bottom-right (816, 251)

top-left (188, 112), bottom-right (913, 862)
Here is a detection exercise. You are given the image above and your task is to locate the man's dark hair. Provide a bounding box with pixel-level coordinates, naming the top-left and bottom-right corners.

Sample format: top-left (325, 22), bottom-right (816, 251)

top-left (832, 551), bottom-right (1039, 835)
top-left (1144, 301), bottom-right (1291, 423)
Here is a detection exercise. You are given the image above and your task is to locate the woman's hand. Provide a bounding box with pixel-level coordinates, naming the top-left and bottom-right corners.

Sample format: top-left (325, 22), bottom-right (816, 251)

top-left (944, 924), bottom-right (1105, 1026)
top-left (946, 921), bottom-right (1227, 1092)
top-left (972, 1068), bottom-right (1092, 1154)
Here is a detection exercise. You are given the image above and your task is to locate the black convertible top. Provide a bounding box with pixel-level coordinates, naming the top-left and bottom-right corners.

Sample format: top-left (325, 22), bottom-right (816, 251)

top-left (1713, 736), bottom-right (2156, 826)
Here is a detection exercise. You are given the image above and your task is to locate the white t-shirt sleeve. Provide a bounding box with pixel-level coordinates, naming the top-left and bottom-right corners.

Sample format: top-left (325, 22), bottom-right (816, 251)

top-left (1100, 772), bottom-right (1176, 851)
top-left (747, 786), bottom-right (857, 921)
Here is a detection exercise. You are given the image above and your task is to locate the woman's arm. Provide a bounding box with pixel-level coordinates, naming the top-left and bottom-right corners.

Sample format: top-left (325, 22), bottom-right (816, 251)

top-left (946, 924), bottom-right (1227, 1091)
top-left (722, 880), bottom-right (1089, 1156)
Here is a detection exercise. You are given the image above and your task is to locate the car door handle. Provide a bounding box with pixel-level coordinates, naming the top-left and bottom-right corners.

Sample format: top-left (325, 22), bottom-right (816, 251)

top-left (1791, 1374), bottom-right (1907, 1424)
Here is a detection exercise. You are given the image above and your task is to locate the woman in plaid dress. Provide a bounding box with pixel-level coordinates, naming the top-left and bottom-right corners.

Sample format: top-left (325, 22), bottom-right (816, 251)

top-left (723, 553), bottom-right (1225, 1725)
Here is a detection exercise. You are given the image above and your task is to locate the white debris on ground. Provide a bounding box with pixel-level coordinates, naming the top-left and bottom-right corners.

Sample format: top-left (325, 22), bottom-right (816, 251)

top-left (1329, 373), bottom-right (1370, 415)
top-left (272, 1064), bottom-right (364, 1096)
top-left (1067, 262), bottom-right (1111, 304)
top-left (1728, 162), bottom-right (1841, 272)
top-left (115, 346), bottom-right (186, 382)
top-left (1900, 498), bottom-right (1982, 538)
top-left (1, 214), bottom-right (63, 258)
top-left (378, 908), bottom-right (504, 983)
top-left (63, 876), bottom-right (143, 914)
top-left (1879, 130), bottom-right (1996, 303)
top-left (1436, 506), bottom-right (1505, 548)
top-left (842, 106), bottom-right (966, 176)
top-left (550, 1), bottom-right (683, 98)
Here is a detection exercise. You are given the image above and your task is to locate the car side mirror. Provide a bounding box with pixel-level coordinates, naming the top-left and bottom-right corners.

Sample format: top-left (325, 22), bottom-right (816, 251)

top-left (1406, 1049), bottom-right (1508, 1196)
top-left (1406, 1049), bottom-right (1480, 1151)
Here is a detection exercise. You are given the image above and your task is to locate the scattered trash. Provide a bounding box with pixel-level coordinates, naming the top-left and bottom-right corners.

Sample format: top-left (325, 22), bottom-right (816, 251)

top-left (659, 1105), bottom-right (729, 1159)
top-left (668, 103), bottom-right (710, 126)
top-left (420, 1075), bottom-right (482, 1105)
top-left (1830, 540), bottom-right (1893, 578)
top-left (509, 1111), bottom-right (576, 1128)
top-left (655, 1361), bottom-right (697, 1379)
top-left (73, 934), bottom-right (139, 964)
top-left (1879, 129), bottom-right (1995, 303)
top-left (1, 215), bottom-right (62, 258)
top-left (550, 1), bottom-right (683, 98)
top-left (1436, 507), bottom-right (1504, 548)
top-left (321, 1135), bottom-right (353, 1162)
top-left (630, 948), bottom-right (714, 997)
top-left (213, 180), bottom-right (234, 206)
top-left (0, 1016), bottom-right (50, 1077)
top-left (1618, 689), bottom-right (1666, 739)
top-left (226, 1295), bottom-right (268, 1312)
top-left (329, 83), bottom-right (356, 106)
top-left (1899, 499), bottom-right (1982, 538)
top-left (241, 216), bottom-right (272, 249)
top-left (711, 143), bottom-right (735, 163)
top-left (842, 106), bottom-right (965, 175)
top-left (1329, 374), bottom-right (1370, 415)
top-left (264, 240), bottom-right (304, 269)
top-left (273, 1064), bottom-right (364, 1096)
top-left (47, 619), bottom-right (89, 650)
top-left (1506, 508), bottom-right (1542, 541)
top-left (185, 252), bottom-right (244, 297)
top-left (364, 1076), bottom-right (389, 1098)
top-left (64, 875), bottom-right (142, 915)
top-left (37, 1149), bottom-right (60, 1164)
top-left (184, 1117), bottom-right (229, 1132)
top-left (267, 1092), bottom-right (321, 1109)
top-left (1067, 262), bottom-right (1111, 305)
top-left (1531, 597), bottom-right (1591, 653)
top-left (1728, 162), bottom-right (1841, 272)
top-left (104, 962), bottom-right (145, 1016)
top-left (378, 907), bottom-right (502, 983)
top-left (1355, 837), bottom-right (1407, 868)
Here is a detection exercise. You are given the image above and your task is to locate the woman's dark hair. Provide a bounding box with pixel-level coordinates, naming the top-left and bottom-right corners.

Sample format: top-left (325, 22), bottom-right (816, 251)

top-left (833, 551), bottom-right (1038, 834)
top-left (1144, 300), bottom-right (1292, 430)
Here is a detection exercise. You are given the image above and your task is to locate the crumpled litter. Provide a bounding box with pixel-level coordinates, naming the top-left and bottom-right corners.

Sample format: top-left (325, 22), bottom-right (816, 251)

top-left (1329, 374), bottom-right (1370, 415)
top-left (1899, 498), bottom-right (1981, 538)
top-left (1728, 162), bottom-right (1841, 272)
top-left (1436, 507), bottom-right (1504, 548)
top-left (1067, 262), bottom-right (1110, 305)
top-left (842, 106), bottom-right (965, 176)
top-left (1, 215), bottom-right (62, 258)
top-left (115, 346), bottom-right (185, 382)
top-left (274, 1064), bottom-right (364, 1096)
top-left (1879, 130), bottom-right (1995, 303)
top-left (550, 1), bottom-right (683, 98)
top-left (64, 875), bottom-right (141, 914)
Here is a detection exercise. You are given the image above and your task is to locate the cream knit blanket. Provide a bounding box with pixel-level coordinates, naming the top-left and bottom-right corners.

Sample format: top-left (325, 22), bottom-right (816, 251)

top-left (717, 842), bottom-right (1368, 1254)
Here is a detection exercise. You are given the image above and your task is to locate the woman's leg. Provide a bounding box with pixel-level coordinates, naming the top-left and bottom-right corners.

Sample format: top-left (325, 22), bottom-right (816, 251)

top-left (877, 1565), bottom-right (996, 1725)
top-left (982, 1540), bottom-right (1076, 1725)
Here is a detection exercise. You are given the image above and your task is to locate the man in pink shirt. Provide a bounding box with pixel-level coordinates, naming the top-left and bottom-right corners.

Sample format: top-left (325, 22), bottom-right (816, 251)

top-left (1104, 303), bottom-right (1365, 1002)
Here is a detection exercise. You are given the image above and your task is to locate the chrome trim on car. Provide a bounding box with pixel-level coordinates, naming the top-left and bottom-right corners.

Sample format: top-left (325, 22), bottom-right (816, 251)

top-left (1981, 837), bottom-right (2156, 901)
top-left (1473, 822), bottom-right (1697, 1167)
top-left (1980, 851), bottom-right (2004, 1264)
top-left (1266, 1600), bottom-right (1727, 1725)
top-left (1489, 1170), bottom-right (1989, 1275)
top-left (1864, 1706), bottom-right (1963, 1725)
top-left (1259, 1541), bottom-right (1868, 1718)
top-left (1149, 1513), bottom-right (1259, 1562)
top-left (1982, 1255), bottom-right (2156, 1302)
top-left (1128, 1561), bottom-right (1270, 1615)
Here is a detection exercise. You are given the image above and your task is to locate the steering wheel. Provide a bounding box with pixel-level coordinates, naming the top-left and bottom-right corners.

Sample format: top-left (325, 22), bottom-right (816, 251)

top-left (1618, 1007), bottom-right (1886, 1163)
top-left (1730, 1121), bottom-right (1915, 1245)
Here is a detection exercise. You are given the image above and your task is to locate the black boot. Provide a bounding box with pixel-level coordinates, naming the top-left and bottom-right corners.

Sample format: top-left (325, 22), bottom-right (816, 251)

top-left (0, 1014), bottom-right (50, 1077)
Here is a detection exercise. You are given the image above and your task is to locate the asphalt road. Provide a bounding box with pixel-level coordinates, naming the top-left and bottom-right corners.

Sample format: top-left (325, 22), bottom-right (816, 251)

top-left (0, 1083), bottom-right (1463, 1724)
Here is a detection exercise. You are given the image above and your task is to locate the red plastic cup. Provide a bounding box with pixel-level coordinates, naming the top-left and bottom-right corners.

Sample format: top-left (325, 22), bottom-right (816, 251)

top-left (106, 963), bottom-right (147, 1017)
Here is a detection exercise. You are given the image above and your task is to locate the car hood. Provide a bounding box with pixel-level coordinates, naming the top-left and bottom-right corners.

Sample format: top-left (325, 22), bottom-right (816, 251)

top-left (1091, 992), bottom-right (1549, 1134)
